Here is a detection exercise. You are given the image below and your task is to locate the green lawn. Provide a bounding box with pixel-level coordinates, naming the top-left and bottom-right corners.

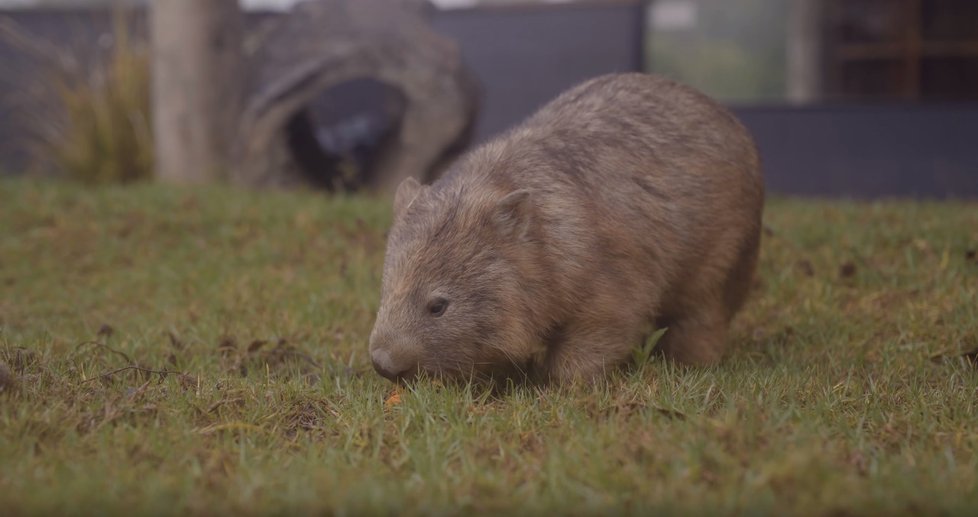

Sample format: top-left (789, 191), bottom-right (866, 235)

top-left (1, 180), bottom-right (977, 515)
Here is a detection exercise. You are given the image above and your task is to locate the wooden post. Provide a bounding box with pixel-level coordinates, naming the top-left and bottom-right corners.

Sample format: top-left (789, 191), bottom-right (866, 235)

top-left (787, 0), bottom-right (823, 103)
top-left (151, 0), bottom-right (243, 184)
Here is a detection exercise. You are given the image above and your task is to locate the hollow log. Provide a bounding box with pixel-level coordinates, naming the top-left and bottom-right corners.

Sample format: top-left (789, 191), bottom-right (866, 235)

top-left (233, 0), bottom-right (478, 192)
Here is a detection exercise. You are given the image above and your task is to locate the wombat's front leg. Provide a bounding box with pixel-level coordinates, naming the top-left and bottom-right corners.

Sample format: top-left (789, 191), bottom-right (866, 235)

top-left (541, 320), bottom-right (643, 383)
top-left (656, 305), bottom-right (728, 366)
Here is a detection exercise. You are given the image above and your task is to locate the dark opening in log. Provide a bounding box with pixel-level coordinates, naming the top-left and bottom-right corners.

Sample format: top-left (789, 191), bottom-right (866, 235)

top-left (285, 78), bottom-right (406, 191)
top-left (233, 0), bottom-right (479, 192)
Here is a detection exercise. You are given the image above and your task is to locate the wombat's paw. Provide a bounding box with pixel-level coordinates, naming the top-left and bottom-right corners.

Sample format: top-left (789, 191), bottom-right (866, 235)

top-left (656, 314), bottom-right (728, 366)
top-left (537, 366), bottom-right (611, 386)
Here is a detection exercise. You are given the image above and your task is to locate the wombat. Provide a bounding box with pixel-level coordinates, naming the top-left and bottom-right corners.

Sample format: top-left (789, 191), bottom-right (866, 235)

top-left (369, 73), bottom-right (763, 383)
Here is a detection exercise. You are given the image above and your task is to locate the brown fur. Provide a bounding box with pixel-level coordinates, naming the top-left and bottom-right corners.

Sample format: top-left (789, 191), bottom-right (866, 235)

top-left (368, 73), bottom-right (764, 383)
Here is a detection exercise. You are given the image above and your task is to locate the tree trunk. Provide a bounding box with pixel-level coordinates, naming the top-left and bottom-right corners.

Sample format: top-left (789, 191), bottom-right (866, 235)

top-left (151, 0), bottom-right (243, 184)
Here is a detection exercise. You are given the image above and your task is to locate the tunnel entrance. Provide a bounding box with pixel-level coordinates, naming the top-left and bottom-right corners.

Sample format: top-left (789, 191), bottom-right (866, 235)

top-left (285, 78), bottom-right (407, 191)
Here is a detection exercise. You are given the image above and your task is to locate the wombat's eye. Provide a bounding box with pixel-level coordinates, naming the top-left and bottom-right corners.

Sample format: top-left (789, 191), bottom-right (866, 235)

top-left (427, 298), bottom-right (449, 317)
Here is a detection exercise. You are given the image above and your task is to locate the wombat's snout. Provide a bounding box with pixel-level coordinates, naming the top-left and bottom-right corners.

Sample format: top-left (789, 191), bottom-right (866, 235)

top-left (370, 348), bottom-right (413, 381)
top-left (369, 332), bottom-right (419, 381)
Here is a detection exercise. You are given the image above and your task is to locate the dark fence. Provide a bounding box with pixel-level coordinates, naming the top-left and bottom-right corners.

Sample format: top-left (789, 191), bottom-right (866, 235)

top-left (735, 104), bottom-right (978, 198)
top-left (430, 1), bottom-right (644, 142)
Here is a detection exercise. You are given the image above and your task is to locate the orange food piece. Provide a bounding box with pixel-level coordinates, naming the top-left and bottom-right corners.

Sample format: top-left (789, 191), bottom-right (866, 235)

top-left (384, 386), bottom-right (403, 408)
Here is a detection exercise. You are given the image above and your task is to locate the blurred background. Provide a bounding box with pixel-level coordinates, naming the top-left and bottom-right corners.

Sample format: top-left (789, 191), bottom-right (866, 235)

top-left (1, 0), bottom-right (976, 197)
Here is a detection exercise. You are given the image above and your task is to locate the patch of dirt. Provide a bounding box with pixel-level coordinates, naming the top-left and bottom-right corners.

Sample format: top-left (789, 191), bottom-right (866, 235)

top-left (76, 380), bottom-right (165, 435)
top-left (3, 346), bottom-right (39, 373)
top-left (796, 259), bottom-right (815, 277)
top-left (839, 261), bottom-right (857, 279)
top-left (282, 398), bottom-right (339, 438)
top-left (0, 362), bottom-right (20, 393)
top-left (97, 324), bottom-right (115, 339)
top-left (216, 336), bottom-right (321, 380)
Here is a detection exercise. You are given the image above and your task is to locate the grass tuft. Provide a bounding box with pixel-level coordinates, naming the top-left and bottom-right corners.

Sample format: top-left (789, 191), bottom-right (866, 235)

top-left (2, 10), bottom-right (152, 183)
top-left (633, 326), bottom-right (669, 368)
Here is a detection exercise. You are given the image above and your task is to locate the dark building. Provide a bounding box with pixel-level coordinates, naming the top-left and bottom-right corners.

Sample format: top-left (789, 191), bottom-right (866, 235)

top-left (821, 0), bottom-right (978, 101)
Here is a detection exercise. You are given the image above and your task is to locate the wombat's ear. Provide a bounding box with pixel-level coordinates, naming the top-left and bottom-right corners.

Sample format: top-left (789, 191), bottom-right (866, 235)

top-left (493, 190), bottom-right (532, 240)
top-left (393, 177), bottom-right (427, 218)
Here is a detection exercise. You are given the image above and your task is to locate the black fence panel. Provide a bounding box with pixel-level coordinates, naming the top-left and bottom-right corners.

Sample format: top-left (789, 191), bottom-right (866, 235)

top-left (430, 2), bottom-right (645, 143)
top-left (736, 104), bottom-right (978, 199)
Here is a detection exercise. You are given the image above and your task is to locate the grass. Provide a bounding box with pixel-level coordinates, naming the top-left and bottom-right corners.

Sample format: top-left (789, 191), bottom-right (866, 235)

top-left (1, 179), bottom-right (977, 515)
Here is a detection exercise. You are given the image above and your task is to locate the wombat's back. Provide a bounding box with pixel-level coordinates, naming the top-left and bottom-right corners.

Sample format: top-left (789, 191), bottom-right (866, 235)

top-left (514, 73), bottom-right (761, 206)
top-left (453, 73), bottom-right (763, 293)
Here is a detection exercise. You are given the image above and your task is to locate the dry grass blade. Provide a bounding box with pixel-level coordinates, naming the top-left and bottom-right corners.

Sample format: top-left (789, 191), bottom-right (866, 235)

top-left (74, 340), bottom-right (133, 365)
top-left (79, 365), bottom-right (184, 385)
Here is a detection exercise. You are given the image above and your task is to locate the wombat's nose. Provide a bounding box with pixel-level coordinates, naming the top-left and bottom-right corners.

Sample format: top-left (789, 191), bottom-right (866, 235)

top-left (371, 348), bottom-right (413, 381)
